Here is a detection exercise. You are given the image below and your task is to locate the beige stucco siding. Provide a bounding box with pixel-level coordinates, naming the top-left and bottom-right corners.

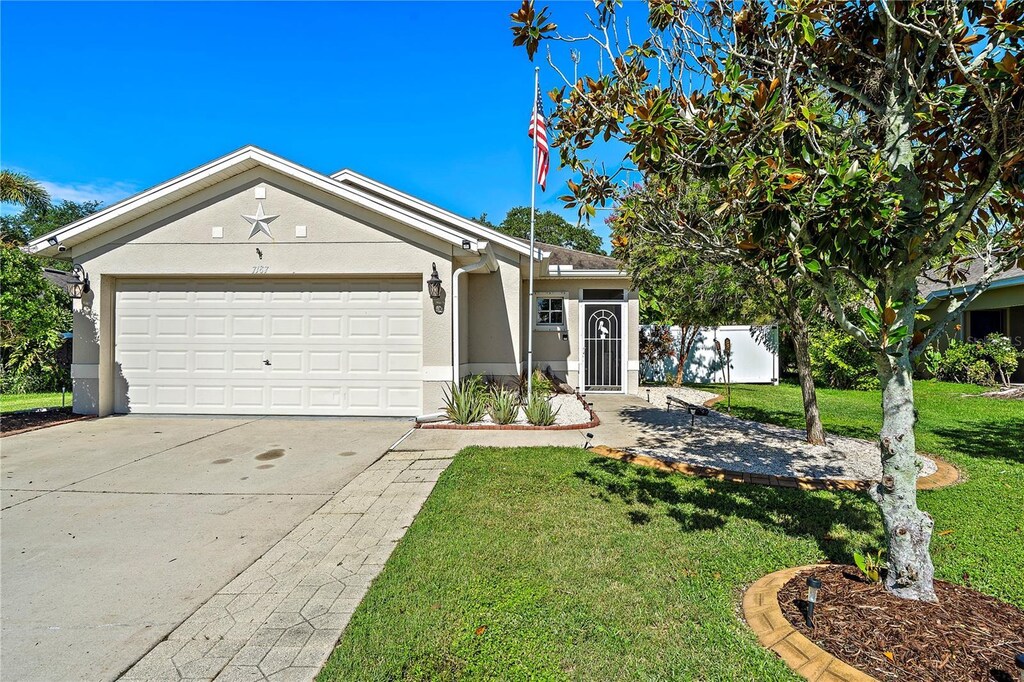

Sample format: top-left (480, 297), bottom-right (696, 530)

top-left (70, 168), bottom-right (459, 415)
top-left (464, 255), bottom-right (523, 376)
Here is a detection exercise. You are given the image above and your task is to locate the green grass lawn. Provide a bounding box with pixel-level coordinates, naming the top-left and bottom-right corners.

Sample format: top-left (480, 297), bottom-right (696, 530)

top-left (0, 391), bottom-right (71, 413)
top-left (320, 381), bottom-right (1022, 681)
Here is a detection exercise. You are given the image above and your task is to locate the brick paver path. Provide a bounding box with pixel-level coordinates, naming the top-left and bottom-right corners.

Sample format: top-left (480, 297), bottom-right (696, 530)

top-left (121, 449), bottom-right (455, 681)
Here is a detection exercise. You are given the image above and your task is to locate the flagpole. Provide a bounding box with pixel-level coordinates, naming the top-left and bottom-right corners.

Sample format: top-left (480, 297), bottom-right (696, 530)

top-left (527, 66), bottom-right (539, 403)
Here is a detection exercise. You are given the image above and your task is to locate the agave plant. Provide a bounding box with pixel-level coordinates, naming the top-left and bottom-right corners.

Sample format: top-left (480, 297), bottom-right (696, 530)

top-left (488, 385), bottom-right (520, 425)
top-left (524, 393), bottom-right (559, 426)
top-left (443, 377), bottom-right (487, 424)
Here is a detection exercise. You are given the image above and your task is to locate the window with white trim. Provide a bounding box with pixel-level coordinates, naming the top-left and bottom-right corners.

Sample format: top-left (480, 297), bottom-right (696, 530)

top-left (536, 296), bottom-right (565, 327)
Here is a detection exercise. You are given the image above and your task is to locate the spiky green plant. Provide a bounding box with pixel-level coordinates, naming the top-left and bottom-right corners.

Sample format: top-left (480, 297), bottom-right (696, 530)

top-left (488, 385), bottom-right (521, 425)
top-left (443, 377), bottom-right (487, 424)
top-left (524, 393), bottom-right (559, 426)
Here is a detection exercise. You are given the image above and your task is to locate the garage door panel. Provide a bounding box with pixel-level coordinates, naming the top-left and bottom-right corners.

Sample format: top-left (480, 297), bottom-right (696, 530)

top-left (115, 278), bottom-right (422, 416)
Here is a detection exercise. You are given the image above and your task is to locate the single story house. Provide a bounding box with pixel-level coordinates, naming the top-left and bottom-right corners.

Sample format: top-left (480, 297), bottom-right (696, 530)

top-left (24, 146), bottom-right (638, 417)
top-left (919, 261), bottom-right (1024, 382)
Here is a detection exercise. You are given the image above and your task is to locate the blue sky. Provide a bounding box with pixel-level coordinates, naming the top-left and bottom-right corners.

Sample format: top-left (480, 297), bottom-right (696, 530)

top-left (1, 1), bottom-right (636, 247)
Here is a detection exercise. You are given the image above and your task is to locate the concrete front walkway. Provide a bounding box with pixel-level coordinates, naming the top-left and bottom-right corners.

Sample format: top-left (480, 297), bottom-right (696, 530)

top-left (0, 415), bottom-right (409, 682)
top-left (121, 448), bottom-right (455, 681)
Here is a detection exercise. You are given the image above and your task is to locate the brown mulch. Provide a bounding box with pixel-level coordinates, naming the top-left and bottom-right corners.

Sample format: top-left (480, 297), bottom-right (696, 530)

top-left (778, 565), bottom-right (1024, 681)
top-left (1, 408), bottom-right (89, 436)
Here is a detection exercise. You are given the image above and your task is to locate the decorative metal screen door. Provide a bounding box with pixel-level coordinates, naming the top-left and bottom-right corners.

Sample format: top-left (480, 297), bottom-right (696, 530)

top-left (582, 303), bottom-right (623, 392)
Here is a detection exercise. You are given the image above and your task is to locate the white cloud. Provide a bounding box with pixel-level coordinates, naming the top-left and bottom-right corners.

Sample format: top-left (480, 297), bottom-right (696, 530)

top-left (39, 178), bottom-right (139, 207)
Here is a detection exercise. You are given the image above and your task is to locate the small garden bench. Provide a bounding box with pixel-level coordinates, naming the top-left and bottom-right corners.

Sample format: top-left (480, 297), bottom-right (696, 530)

top-left (665, 395), bottom-right (710, 427)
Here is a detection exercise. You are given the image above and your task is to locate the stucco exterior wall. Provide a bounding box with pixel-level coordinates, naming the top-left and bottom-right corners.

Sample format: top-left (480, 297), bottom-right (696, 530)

top-left (464, 255), bottom-right (523, 377)
top-left (69, 168), bottom-right (459, 416)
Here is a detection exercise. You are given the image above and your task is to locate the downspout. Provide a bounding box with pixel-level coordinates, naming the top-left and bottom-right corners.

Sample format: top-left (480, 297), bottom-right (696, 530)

top-left (451, 242), bottom-right (497, 384)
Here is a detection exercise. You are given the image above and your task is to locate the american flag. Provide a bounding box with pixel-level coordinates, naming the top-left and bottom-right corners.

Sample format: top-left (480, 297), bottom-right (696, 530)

top-left (528, 90), bottom-right (549, 190)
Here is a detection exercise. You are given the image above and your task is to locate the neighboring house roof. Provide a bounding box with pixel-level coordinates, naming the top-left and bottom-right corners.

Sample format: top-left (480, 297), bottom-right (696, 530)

top-left (517, 239), bottom-right (623, 271)
top-left (24, 146), bottom-right (535, 260)
top-left (919, 260), bottom-right (1024, 301)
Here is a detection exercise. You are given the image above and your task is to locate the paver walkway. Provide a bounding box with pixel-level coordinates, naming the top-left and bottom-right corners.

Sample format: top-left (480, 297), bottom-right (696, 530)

top-left (121, 448), bottom-right (455, 681)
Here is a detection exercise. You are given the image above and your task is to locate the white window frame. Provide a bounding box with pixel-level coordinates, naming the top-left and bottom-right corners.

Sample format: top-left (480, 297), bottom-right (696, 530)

top-left (535, 295), bottom-right (566, 331)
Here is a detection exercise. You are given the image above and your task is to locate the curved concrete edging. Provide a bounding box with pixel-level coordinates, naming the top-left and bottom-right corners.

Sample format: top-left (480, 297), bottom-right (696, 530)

top-left (742, 565), bottom-right (878, 682)
top-left (591, 446), bottom-right (961, 492)
top-left (416, 393), bottom-right (600, 431)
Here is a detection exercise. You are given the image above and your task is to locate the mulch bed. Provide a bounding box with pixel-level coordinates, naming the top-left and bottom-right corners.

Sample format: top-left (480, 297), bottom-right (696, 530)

top-left (1, 408), bottom-right (90, 436)
top-left (778, 564), bottom-right (1024, 681)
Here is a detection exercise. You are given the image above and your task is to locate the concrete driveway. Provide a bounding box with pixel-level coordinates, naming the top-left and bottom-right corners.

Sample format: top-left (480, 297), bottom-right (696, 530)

top-left (0, 415), bottom-right (410, 682)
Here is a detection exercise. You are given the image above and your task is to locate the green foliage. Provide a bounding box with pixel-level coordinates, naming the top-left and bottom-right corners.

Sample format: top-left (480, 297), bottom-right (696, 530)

top-left (639, 325), bottom-right (675, 382)
top-left (443, 376), bottom-right (488, 424)
top-left (0, 169), bottom-right (50, 213)
top-left (853, 549), bottom-right (886, 583)
top-left (0, 199), bottom-right (102, 245)
top-left (807, 325), bottom-right (878, 390)
top-left (966, 359), bottom-right (996, 387)
top-left (930, 336), bottom-right (1021, 387)
top-left (0, 243), bottom-right (72, 392)
top-left (982, 333), bottom-right (1020, 386)
top-left (488, 385), bottom-right (521, 425)
top-left (524, 393), bottom-right (558, 426)
top-left (480, 206), bottom-right (605, 255)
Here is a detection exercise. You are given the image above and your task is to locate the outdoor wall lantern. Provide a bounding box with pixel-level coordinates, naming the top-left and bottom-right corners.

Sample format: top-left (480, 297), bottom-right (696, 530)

top-left (805, 576), bottom-right (822, 628)
top-left (69, 264), bottom-right (91, 299)
top-left (426, 262), bottom-right (445, 314)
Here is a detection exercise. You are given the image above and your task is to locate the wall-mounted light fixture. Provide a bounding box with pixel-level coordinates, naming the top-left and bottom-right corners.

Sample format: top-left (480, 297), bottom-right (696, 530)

top-left (461, 239), bottom-right (471, 250)
top-left (426, 262), bottom-right (445, 314)
top-left (47, 236), bottom-right (59, 247)
top-left (69, 264), bottom-right (91, 299)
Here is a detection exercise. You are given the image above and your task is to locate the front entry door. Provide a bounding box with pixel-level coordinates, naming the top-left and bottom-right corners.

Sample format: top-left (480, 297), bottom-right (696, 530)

top-left (582, 303), bottom-right (624, 392)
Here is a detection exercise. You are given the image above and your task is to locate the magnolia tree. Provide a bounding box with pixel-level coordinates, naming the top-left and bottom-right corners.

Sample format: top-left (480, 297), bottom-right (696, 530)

top-left (512, 0), bottom-right (1024, 601)
top-left (611, 179), bottom-right (832, 443)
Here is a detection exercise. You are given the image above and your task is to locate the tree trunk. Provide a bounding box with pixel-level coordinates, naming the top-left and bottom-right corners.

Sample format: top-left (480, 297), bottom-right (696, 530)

top-left (674, 325), bottom-right (699, 387)
top-left (870, 334), bottom-right (938, 602)
top-left (789, 315), bottom-right (827, 446)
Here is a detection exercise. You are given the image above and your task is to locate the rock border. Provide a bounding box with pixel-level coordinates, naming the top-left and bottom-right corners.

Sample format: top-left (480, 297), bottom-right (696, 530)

top-left (743, 564), bottom-right (878, 682)
top-left (417, 393), bottom-right (600, 431)
top-left (591, 446), bottom-right (960, 492)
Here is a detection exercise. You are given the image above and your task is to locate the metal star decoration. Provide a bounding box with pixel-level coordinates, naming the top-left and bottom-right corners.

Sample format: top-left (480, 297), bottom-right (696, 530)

top-left (242, 202), bottom-right (278, 239)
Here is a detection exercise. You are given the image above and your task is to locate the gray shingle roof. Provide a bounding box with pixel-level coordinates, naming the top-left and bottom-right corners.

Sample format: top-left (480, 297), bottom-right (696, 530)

top-left (515, 238), bottom-right (623, 270)
top-left (919, 260), bottom-right (1024, 299)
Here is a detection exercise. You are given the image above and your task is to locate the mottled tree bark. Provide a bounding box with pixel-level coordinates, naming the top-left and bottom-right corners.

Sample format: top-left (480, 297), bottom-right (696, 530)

top-left (869, 303), bottom-right (938, 602)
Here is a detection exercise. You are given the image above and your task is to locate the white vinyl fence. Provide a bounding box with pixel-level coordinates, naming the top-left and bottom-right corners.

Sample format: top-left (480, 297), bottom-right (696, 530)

top-left (642, 324), bottom-right (780, 384)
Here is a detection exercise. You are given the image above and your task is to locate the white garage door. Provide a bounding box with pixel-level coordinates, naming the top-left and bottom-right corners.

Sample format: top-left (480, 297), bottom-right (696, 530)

top-left (114, 278), bottom-right (423, 416)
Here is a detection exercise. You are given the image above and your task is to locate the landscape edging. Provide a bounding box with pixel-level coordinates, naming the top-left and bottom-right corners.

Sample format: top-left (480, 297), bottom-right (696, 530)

top-left (742, 564), bottom-right (878, 682)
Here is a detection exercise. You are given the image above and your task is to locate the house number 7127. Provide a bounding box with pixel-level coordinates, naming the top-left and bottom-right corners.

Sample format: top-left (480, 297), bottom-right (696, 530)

top-left (252, 265), bottom-right (269, 274)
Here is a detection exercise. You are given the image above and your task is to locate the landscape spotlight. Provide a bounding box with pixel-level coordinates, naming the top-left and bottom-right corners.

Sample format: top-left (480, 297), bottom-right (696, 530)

top-left (1015, 652), bottom-right (1024, 682)
top-left (805, 576), bottom-right (822, 628)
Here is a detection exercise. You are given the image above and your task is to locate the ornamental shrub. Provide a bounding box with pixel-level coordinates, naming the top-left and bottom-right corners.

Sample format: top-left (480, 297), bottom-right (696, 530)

top-left (808, 326), bottom-right (878, 390)
top-left (982, 333), bottom-right (1020, 386)
top-left (966, 359), bottom-right (996, 387)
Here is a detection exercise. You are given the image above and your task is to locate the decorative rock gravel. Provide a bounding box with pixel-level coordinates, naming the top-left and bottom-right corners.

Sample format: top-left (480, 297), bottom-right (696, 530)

top-left (629, 389), bottom-right (936, 482)
top-left (637, 386), bottom-right (721, 409)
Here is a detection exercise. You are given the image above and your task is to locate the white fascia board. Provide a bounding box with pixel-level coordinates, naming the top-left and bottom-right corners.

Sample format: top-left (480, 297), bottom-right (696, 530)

top-left (545, 265), bottom-right (629, 278)
top-left (922, 274), bottom-right (1024, 302)
top-left (26, 146), bottom-right (483, 258)
top-left (333, 169), bottom-right (535, 258)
